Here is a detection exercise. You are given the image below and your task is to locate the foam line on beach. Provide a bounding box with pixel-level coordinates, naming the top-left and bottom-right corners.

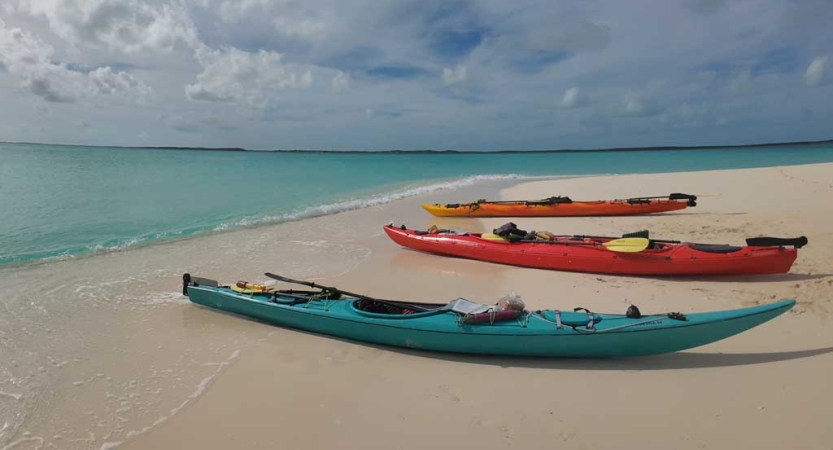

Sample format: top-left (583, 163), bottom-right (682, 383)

top-left (97, 350), bottom-right (240, 450)
top-left (1, 173), bottom-right (556, 270)
top-left (211, 173), bottom-right (543, 231)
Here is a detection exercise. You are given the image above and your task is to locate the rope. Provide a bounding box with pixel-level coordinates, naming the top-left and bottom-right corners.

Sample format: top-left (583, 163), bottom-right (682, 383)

top-left (518, 311), bottom-right (531, 328)
top-left (530, 313), bottom-right (669, 334)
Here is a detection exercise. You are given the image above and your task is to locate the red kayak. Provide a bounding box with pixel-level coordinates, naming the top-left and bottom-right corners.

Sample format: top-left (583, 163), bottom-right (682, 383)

top-left (383, 225), bottom-right (806, 276)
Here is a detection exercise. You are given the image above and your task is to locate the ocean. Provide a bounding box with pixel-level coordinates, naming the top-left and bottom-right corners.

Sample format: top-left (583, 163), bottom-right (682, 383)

top-left (3, 141), bottom-right (833, 267)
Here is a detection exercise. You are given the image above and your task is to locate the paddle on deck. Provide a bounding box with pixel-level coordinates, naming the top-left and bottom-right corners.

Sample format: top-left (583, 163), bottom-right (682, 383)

top-left (601, 237), bottom-right (650, 253)
top-left (519, 237), bottom-right (650, 253)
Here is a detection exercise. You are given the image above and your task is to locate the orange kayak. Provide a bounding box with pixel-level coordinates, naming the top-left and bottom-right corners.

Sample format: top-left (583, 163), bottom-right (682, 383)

top-left (422, 193), bottom-right (697, 217)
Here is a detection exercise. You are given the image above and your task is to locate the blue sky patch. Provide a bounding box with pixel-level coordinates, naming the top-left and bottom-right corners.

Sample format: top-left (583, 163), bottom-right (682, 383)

top-left (429, 29), bottom-right (487, 59)
top-left (366, 64), bottom-right (433, 80)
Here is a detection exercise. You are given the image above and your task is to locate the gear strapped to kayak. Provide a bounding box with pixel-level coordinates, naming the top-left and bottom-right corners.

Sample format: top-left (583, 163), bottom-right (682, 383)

top-left (182, 273), bottom-right (795, 357)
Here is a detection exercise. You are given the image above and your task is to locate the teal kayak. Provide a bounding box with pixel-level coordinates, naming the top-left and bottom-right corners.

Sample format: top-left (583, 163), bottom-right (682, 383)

top-left (182, 273), bottom-right (795, 358)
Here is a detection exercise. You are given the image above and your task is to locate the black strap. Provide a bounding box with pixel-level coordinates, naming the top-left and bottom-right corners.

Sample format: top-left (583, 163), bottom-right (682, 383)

top-left (745, 236), bottom-right (808, 248)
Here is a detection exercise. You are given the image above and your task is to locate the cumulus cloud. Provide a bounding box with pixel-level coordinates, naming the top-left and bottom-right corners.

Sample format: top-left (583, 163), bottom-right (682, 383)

top-left (185, 46), bottom-right (313, 108)
top-left (166, 114), bottom-right (199, 132)
top-left (622, 92), bottom-right (661, 117)
top-left (19, 0), bottom-right (198, 52)
top-left (623, 92), bottom-right (645, 115)
top-left (561, 87), bottom-right (584, 108)
top-left (214, 0), bottom-right (331, 39)
top-left (441, 66), bottom-right (467, 86)
top-left (331, 71), bottom-right (350, 92)
top-left (271, 15), bottom-right (328, 39)
top-left (0, 18), bottom-right (151, 102)
top-left (804, 56), bottom-right (828, 87)
top-left (89, 67), bottom-right (152, 100)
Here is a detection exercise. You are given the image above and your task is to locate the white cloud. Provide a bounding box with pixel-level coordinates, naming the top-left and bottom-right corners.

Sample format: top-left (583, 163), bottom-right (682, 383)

top-left (618, 92), bottom-right (663, 117)
top-left (185, 46), bottom-right (313, 107)
top-left (89, 67), bottom-right (152, 100)
top-left (561, 87), bottom-right (584, 108)
top-left (215, 0), bottom-right (331, 39)
top-left (18, 0), bottom-right (199, 52)
top-left (442, 66), bottom-right (467, 86)
top-left (804, 56), bottom-right (828, 87)
top-left (331, 71), bottom-right (350, 93)
top-left (165, 114), bottom-right (199, 132)
top-left (271, 15), bottom-right (327, 39)
top-left (216, 0), bottom-right (270, 22)
top-left (0, 18), bottom-right (150, 103)
top-left (0, 24), bottom-right (85, 103)
top-left (623, 92), bottom-right (644, 115)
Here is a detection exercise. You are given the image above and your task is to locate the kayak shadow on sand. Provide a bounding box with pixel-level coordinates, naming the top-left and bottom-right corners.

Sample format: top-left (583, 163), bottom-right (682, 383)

top-left (658, 272), bottom-right (833, 283)
top-left (382, 345), bottom-right (833, 371)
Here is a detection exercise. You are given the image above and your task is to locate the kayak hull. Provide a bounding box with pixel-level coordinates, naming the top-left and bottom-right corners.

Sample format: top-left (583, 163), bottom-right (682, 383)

top-left (422, 200), bottom-right (690, 217)
top-left (186, 284), bottom-right (794, 357)
top-left (383, 226), bottom-right (798, 276)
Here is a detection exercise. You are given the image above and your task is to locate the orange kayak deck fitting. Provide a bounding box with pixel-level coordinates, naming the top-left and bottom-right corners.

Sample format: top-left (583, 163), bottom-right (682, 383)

top-left (422, 193), bottom-right (697, 217)
top-left (383, 225), bottom-right (807, 276)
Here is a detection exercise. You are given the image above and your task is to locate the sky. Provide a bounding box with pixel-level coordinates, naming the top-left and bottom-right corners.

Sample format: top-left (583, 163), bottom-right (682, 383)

top-left (0, 0), bottom-right (831, 151)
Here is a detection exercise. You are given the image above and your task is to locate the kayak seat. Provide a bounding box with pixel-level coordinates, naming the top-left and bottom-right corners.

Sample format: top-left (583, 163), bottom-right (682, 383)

top-left (688, 244), bottom-right (743, 254)
top-left (355, 299), bottom-right (443, 314)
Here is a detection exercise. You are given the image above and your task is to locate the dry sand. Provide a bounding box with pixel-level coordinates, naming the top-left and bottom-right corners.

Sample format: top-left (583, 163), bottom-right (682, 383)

top-left (116, 163), bottom-right (833, 450)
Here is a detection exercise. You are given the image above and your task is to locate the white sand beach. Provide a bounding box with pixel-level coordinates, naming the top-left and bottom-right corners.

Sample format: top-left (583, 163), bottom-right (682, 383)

top-left (2, 163), bottom-right (832, 450)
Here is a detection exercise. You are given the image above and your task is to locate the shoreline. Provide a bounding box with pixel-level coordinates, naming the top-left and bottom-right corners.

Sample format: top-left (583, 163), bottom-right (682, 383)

top-left (1, 162), bottom-right (832, 450)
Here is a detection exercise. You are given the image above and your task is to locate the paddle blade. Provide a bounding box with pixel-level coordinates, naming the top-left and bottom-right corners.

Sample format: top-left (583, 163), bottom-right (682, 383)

top-left (602, 237), bottom-right (650, 253)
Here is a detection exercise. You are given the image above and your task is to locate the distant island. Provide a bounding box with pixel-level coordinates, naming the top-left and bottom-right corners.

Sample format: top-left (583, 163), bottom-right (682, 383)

top-left (2, 139), bottom-right (832, 154)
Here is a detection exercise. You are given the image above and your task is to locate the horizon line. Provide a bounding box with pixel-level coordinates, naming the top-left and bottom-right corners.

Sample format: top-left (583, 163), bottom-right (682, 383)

top-left (2, 138), bottom-right (832, 154)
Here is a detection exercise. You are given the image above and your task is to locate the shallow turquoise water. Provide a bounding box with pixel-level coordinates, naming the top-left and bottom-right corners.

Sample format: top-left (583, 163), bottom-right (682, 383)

top-left (2, 142), bottom-right (833, 266)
